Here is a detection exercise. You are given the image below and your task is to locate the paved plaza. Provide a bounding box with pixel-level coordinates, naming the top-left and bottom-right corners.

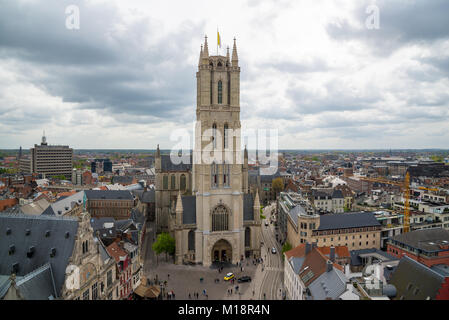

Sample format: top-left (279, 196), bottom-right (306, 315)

top-left (141, 201), bottom-right (283, 300)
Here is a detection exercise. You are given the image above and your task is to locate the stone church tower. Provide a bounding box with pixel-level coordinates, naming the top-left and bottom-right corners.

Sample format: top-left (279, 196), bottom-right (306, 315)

top-left (172, 36), bottom-right (261, 267)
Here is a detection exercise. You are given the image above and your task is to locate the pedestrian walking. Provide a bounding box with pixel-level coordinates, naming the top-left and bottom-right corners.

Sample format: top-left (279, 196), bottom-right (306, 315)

top-left (189, 293), bottom-right (191, 299)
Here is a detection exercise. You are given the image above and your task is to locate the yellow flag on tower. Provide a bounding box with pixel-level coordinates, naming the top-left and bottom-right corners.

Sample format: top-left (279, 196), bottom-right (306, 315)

top-left (217, 30), bottom-right (221, 48)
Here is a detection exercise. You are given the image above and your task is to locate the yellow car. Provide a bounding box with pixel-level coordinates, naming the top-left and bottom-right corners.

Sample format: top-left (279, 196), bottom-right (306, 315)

top-left (224, 272), bottom-right (235, 281)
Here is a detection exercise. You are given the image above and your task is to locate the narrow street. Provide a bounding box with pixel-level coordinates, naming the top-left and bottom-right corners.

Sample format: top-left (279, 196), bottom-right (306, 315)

top-left (258, 202), bottom-right (284, 300)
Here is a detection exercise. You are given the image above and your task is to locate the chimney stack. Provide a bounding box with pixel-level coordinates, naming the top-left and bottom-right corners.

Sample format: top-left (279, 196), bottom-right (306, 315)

top-left (326, 260), bottom-right (333, 272)
top-left (330, 246), bottom-right (335, 262)
top-left (305, 242), bottom-right (311, 255)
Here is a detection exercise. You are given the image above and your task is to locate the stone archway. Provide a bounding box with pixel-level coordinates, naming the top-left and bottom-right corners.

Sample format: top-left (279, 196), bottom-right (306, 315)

top-left (211, 239), bottom-right (232, 263)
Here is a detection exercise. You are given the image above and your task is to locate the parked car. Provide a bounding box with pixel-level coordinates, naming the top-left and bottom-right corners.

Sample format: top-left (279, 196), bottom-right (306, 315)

top-left (237, 276), bottom-right (252, 283)
top-left (271, 247), bottom-right (277, 254)
top-left (224, 272), bottom-right (235, 281)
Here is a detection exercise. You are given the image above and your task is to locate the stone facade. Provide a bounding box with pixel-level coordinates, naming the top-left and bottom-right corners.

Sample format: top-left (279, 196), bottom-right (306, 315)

top-left (160, 36), bottom-right (261, 267)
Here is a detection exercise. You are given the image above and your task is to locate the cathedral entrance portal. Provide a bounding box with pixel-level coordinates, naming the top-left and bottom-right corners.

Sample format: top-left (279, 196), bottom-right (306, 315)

top-left (211, 239), bottom-right (232, 263)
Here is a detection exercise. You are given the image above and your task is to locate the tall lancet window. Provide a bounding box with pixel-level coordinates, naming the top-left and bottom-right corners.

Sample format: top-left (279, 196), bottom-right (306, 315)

top-left (212, 123), bottom-right (217, 149)
top-left (211, 162), bottom-right (218, 188)
top-left (228, 78), bottom-right (230, 105)
top-left (210, 79), bottom-right (213, 104)
top-left (218, 80), bottom-right (223, 104)
top-left (223, 123), bottom-right (229, 149)
top-left (223, 162), bottom-right (230, 187)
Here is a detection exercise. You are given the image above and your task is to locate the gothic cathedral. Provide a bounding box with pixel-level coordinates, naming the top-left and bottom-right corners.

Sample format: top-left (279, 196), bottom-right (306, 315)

top-left (157, 36), bottom-right (261, 267)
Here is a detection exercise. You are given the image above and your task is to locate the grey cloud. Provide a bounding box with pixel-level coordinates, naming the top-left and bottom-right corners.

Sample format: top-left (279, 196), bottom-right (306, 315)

top-left (0, 0), bottom-right (204, 125)
top-left (326, 0), bottom-right (449, 55)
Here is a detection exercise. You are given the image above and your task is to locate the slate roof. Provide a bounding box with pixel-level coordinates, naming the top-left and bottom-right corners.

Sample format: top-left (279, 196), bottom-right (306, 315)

top-left (132, 189), bottom-right (155, 203)
top-left (390, 255), bottom-right (447, 300)
top-left (260, 169), bottom-right (281, 183)
top-left (308, 268), bottom-right (347, 300)
top-left (161, 154), bottom-right (192, 172)
top-left (112, 176), bottom-right (134, 185)
top-left (312, 189), bottom-right (344, 199)
top-left (350, 248), bottom-right (397, 266)
top-left (287, 205), bottom-right (307, 227)
top-left (317, 212), bottom-right (381, 231)
top-left (84, 190), bottom-right (133, 200)
top-left (243, 193), bottom-right (254, 221)
top-left (20, 198), bottom-right (50, 216)
top-left (42, 191), bottom-right (84, 216)
top-left (389, 228), bottom-right (449, 253)
top-left (14, 263), bottom-right (58, 300)
top-left (181, 195), bottom-right (196, 224)
top-left (0, 213), bottom-right (78, 297)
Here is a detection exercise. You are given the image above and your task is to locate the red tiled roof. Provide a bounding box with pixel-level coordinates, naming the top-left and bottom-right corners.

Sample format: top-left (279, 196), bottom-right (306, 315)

top-left (317, 246), bottom-right (350, 258)
top-left (106, 242), bottom-right (127, 263)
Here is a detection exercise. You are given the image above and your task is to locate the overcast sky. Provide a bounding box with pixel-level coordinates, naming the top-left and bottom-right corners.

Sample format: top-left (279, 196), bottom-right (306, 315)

top-left (0, 0), bottom-right (448, 150)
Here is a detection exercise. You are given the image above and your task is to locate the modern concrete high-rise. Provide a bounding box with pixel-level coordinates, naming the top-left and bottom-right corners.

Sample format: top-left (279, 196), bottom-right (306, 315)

top-left (20, 132), bottom-right (73, 179)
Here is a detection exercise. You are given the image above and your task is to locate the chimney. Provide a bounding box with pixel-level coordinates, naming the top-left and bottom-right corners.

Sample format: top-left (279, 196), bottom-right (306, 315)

top-left (305, 242), bottom-right (312, 255)
top-left (326, 260), bottom-right (333, 272)
top-left (330, 246), bottom-right (335, 262)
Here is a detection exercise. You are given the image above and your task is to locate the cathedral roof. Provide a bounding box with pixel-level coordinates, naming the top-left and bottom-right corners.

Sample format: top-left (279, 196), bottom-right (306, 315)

top-left (161, 154), bottom-right (192, 172)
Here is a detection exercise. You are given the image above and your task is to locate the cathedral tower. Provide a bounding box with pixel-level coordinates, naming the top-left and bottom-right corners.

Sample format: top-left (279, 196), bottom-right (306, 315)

top-left (192, 36), bottom-right (247, 266)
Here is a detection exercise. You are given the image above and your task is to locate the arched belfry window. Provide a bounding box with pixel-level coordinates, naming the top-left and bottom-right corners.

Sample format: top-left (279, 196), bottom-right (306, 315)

top-left (180, 174), bottom-right (186, 191)
top-left (171, 175), bottom-right (176, 189)
top-left (218, 80), bottom-right (223, 104)
top-left (212, 123), bottom-right (217, 149)
top-left (211, 162), bottom-right (218, 188)
top-left (224, 123), bottom-right (229, 149)
top-left (223, 161), bottom-right (230, 187)
top-left (163, 175), bottom-right (168, 189)
top-left (212, 205), bottom-right (229, 231)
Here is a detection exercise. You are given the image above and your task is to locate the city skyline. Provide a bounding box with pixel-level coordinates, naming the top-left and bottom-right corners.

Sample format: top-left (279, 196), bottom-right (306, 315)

top-left (1, 0), bottom-right (448, 150)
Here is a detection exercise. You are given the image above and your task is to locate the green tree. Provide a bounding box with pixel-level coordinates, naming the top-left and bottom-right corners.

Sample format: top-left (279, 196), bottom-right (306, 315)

top-left (152, 232), bottom-right (176, 262)
top-left (281, 242), bottom-right (293, 260)
top-left (272, 178), bottom-right (284, 195)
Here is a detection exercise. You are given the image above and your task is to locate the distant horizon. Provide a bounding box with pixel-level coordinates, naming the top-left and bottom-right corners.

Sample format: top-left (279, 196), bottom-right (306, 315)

top-left (2, 148), bottom-right (449, 152)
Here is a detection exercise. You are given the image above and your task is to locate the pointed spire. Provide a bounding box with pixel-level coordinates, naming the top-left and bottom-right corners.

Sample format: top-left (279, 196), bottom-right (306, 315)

top-left (198, 44), bottom-right (203, 66)
top-left (203, 35), bottom-right (209, 58)
top-left (255, 188), bottom-right (260, 206)
top-left (244, 145), bottom-right (248, 159)
top-left (175, 190), bottom-right (183, 225)
top-left (232, 37), bottom-right (238, 66)
top-left (176, 191), bottom-right (183, 212)
top-left (226, 46), bottom-right (230, 62)
top-left (156, 144), bottom-right (160, 157)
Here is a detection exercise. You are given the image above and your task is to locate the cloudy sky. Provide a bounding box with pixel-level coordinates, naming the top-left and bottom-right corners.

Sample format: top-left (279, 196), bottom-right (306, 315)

top-left (0, 0), bottom-right (448, 150)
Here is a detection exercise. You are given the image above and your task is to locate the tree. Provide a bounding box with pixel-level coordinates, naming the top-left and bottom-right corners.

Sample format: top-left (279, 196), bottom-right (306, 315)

top-left (272, 178), bottom-right (284, 195)
top-left (152, 232), bottom-right (175, 262)
top-left (281, 242), bottom-right (292, 260)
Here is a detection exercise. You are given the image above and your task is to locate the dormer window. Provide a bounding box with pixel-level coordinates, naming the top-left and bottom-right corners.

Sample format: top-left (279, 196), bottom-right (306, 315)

top-left (27, 246), bottom-right (35, 258)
